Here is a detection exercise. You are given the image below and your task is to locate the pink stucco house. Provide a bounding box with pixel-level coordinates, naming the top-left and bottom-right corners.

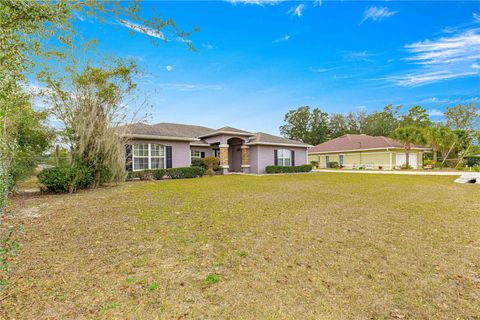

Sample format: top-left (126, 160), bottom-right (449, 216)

top-left (124, 123), bottom-right (310, 174)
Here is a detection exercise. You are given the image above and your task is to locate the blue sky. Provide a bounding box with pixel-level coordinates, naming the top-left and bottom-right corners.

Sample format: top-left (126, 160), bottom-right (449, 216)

top-left (71, 1), bottom-right (479, 134)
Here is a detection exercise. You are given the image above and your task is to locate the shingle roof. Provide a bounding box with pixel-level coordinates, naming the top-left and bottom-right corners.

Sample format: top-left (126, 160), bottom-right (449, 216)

top-left (247, 132), bottom-right (311, 147)
top-left (199, 126), bottom-right (254, 138)
top-left (122, 122), bottom-right (309, 147)
top-left (309, 134), bottom-right (427, 153)
top-left (124, 122), bottom-right (214, 139)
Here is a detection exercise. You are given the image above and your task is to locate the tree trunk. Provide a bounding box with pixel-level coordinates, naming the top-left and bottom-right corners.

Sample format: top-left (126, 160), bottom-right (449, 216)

top-left (405, 145), bottom-right (410, 168)
top-left (432, 146), bottom-right (438, 163)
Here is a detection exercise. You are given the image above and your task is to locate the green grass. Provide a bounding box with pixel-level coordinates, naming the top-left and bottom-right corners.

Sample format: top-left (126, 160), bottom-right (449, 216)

top-left (1, 173), bottom-right (479, 319)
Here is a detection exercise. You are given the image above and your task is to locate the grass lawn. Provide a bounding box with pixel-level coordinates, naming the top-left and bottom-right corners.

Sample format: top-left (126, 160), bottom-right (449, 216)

top-left (1, 173), bottom-right (480, 319)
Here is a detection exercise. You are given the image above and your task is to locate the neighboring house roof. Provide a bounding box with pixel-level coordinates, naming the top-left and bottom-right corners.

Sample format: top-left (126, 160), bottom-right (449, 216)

top-left (122, 122), bottom-right (308, 147)
top-left (246, 132), bottom-right (311, 147)
top-left (309, 134), bottom-right (428, 154)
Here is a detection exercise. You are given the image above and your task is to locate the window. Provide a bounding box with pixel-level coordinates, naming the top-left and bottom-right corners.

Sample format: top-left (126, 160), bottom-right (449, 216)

top-left (277, 149), bottom-right (292, 166)
top-left (133, 144), bottom-right (149, 170)
top-left (213, 149), bottom-right (220, 158)
top-left (133, 143), bottom-right (165, 170)
top-left (150, 144), bottom-right (165, 169)
top-left (339, 155), bottom-right (344, 166)
top-left (191, 150), bottom-right (201, 158)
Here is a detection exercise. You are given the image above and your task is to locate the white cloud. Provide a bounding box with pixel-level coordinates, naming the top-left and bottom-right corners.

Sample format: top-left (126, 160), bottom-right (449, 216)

top-left (344, 51), bottom-right (373, 62)
top-left (361, 6), bottom-right (397, 24)
top-left (388, 29), bottom-right (480, 87)
top-left (202, 43), bottom-right (216, 49)
top-left (158, 83), bottom-right (222, 91)
top-left (474, 13), bottom-right (480, 22)
top-left (405, 30), bottom-right (480, 65)
top-left (226, 0), bottom-right (282, 5)
top-left (309, 66), bottom-right (334, 73)
top-left (165, 65), bottom-right (174, 72)
top-left (273, 34), bottom-right (291, 43)
top-left (389, 70), bottom-right (477, 87)
top-left (119, 19), bottom-right (165, 40)
top-left (427, 109), bottom-right (444, 117)
top-left (421, 97), bottom-right (448, 104)
top-left (288, 4), bottom-right (305, 17)
top-left (314, 0), bottom-right (322, 7)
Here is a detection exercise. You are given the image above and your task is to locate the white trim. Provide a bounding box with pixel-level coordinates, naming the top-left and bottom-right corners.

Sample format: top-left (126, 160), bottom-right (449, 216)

top-left (309, 147), bottom-right (430, 155)
top-left (245, 141), bottom-right (310, 148)
top-left (241, 164), bottom-right (251, 168)
top-left (132, 143), bottom-right (166, 171)
top-left (148, 144), bottom-right (151, 170)
top-left (219, 144), bottom-right (229, 148)
top-left (199, 131), bottom-right (256, 138)
top-left (240, 145), bottom-right (250, 149)
top-left (190, 143), bottom-right (210, 147)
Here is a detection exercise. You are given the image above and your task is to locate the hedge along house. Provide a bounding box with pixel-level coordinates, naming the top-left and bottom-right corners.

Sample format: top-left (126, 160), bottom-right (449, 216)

top-left (123, 123), bottom-right (310, 174)
top-left (308, 134), bottom-right (430, 170)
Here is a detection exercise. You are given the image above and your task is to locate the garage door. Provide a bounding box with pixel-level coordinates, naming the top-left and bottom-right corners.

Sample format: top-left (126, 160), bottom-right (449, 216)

top-left (396, 153), bottom-right (417, 169)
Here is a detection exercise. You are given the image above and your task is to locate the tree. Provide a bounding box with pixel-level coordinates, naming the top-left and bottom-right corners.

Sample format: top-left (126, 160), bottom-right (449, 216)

top-left (328, 113), bottom-right (349, 138)
top-left (363, 104), bottom-right (400, 136)
top-left (444, 103), bottom-right (479, 131)
top-left (424, 123), bottom-right (455, 163)
top-left (345, 111), bottom-right (367, 134)
top-left (400, 105), bottom-right (432, 128)
top-left (0, 0), bottom-right (194, 211)
top-left (279, 106), bottom-right (329, 145)
top-left (45, 61), bottom-right (140, 187)
top-left (392, 126), bottom-right (425, 168)
top-left (437, 125), bottom-right (457, 160)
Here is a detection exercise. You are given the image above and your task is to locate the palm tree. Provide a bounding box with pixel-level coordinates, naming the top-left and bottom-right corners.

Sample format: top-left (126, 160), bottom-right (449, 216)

top-left (424, 124), bottom-right (441, 163)
top-left (392, 126), bottom-right (425, 168)
top-left (438, 125), bottom-right (456, 160)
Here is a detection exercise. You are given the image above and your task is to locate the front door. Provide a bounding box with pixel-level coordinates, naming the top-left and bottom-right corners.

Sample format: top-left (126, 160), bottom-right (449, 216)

top-left (325, 156), bottom-right (330, 168)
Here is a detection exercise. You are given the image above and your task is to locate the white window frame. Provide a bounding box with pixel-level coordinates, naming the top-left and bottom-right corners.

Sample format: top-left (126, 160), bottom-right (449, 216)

top-left (191, 150), bottom-right (201, 158)
top-left (278, 149), bottom-right (292, 166)
top-left (132, 143), bottom-right (166, 171)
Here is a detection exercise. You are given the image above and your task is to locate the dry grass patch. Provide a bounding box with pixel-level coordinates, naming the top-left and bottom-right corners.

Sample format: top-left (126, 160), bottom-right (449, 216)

top-left (1, 173), bottom-right (479, 319)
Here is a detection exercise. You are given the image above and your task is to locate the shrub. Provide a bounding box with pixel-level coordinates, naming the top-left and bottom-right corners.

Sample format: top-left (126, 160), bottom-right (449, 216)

top-left (310, 160), bottom-right (319, 168)
top-left (204, 156), bottom-right (220, 171)
top-left (152, 169), bottom-right (167, 180)
top-left (128, 167), bottom-right (206, 181)
top-left (37, 165), bottom-right (94, 193)
top-left (167, 167), bottom-right (205, 179)
top-left (265, 164), bottom-right (313, 174)
top-left (191, 158), bottom-right (206, 169)
top-left (401, 164), bottom-right (413, 170)
top-left (206, 168), bottom-right (216, 176)
top-left (329, 161), bottom-right (339, 168)
top-left (423, 159), bottom-right (435, 167)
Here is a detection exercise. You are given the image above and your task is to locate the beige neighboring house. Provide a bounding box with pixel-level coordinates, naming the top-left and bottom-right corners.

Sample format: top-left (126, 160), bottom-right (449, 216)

top-left (308, 134), bottom-right (430, 170)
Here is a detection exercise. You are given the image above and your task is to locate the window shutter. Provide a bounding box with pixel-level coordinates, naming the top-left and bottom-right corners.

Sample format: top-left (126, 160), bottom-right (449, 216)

top-left (291, 150), bottom-right (295, 166)
top-left (125, 144), bottom-right (133, 171)
top-left (166, 146), bottom-right (173, 168)
top-left (201, 152), bottom-right (205, 158)
top-left (274, 149), bottom-right (278, 166)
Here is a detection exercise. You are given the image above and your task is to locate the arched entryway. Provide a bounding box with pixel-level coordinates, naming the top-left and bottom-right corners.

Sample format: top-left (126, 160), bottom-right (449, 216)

top-left (227, 137), bottom-right (244, 172)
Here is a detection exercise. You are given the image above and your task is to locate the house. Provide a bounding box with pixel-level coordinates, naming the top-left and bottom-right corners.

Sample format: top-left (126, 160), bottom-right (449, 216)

top-left (308, 134), bottom-right (430, 169)
top-left (123, 123), bottom-right (310, 174)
